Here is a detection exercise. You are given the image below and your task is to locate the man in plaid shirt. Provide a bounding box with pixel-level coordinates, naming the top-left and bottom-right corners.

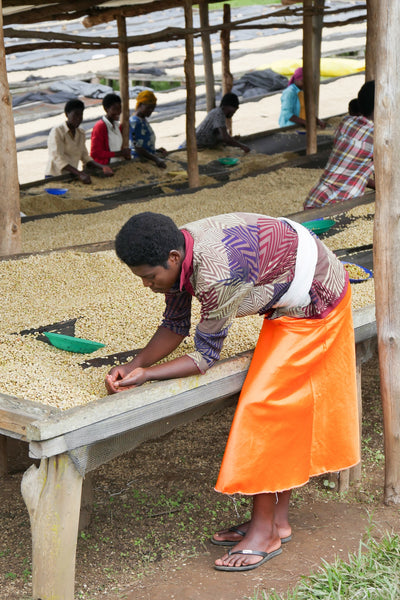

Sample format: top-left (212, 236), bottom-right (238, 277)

top-left (304, 81), bottom-right (374, 209)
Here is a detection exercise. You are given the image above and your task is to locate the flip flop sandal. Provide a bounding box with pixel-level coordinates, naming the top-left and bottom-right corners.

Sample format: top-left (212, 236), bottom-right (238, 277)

top-left (281, 534), bottom-right (292, 544)
top-left (214, 547), bottom-right (282, 572)
top-left (211, 528), bottom-right (292, 547)
top-left (210, 526), bottom-right (246, 546)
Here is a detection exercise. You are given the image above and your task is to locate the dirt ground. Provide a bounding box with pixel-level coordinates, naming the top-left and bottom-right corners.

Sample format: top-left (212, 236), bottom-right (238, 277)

top-left (1, 350), bottom-right (400, 600)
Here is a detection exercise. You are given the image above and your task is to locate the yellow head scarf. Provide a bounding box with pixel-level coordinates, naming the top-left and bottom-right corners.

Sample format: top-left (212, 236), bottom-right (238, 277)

top-left (136, 91), bottom-right (157, 109)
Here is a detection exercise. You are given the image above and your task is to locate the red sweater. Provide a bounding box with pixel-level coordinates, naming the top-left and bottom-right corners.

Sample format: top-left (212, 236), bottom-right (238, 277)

top-left (90, 119), bottom-right (122, 165)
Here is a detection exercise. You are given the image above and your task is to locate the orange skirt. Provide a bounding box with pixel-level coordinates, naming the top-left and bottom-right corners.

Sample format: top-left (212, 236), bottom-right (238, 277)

top-left (215, 285), bottom-right (360, 495)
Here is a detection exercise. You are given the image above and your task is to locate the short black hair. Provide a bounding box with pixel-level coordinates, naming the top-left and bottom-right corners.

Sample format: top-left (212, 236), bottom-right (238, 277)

top-left (64, 99), bottom-right (85, 115)
top-left (348, 98), bottom-right (360, 116)
top-left (115, 212), bottom-right (185, 267)
top-left (102, 93), bottom-right (122, 110)
top-left (220, 93), bottom-right (239, 109)
top-left (357, 80), bottom-right (374, 118)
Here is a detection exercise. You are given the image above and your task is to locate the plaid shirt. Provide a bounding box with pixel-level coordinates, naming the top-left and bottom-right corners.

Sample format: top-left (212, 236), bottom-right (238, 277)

top-left (304, 115), bottom-right (374, 209)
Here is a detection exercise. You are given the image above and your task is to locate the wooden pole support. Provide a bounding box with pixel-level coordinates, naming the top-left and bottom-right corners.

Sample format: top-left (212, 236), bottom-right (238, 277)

top-left (21, 454), bottom-right (83, 600)
top-left (221, 4), bottom-right (233, 136)
top-left (303, 0), bottom-right (317, 155)
top-left (312, 1), bottom-right (324, 116)
top-left (365, 0), bottom-right (378, 82)
top-left (117, 15), bottom-right (130, 148)
top-left (199, 0), bottom-right (216, 112)
top-left (183, 0), bottom-right (199, 188)
top-left (374, 1), bottom-right (400, 506)
top-left (0, 0), bottom-right (21, 256)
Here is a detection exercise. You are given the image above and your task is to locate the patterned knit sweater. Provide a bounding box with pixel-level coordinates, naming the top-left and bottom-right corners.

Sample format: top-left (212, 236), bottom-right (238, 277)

top-left (161, 213), bottom-right (347, 372)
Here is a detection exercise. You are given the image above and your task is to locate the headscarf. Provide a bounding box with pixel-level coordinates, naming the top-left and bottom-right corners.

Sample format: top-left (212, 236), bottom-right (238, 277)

top-left (136, 90), bottom-right (157, 109)
top-left (288, 67), bottom-right (303, 86)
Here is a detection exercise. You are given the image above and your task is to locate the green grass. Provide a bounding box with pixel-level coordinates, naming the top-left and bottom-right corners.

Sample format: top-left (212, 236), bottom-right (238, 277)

top-left (253, 532), bottom-right (400, 600)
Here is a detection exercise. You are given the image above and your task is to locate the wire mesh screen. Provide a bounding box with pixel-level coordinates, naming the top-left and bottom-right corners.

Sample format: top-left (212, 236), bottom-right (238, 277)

top-left (68, 395), bottom-right (238, 477)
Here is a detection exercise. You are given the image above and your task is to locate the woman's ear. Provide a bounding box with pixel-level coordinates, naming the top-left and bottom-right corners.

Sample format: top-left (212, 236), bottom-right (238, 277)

top-left (168, 249), bottom-right (184, 265)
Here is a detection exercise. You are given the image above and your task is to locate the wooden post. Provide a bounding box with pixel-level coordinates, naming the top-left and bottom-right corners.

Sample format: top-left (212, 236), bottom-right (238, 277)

top-left (79, 474), bottom-right (93, 532)
top-left (117, 15), bottom-right (130, 148)
top-left (220, 4), bottom-right (233, 97)
top-left (183, 0), bottom-right (199, 188)
top-left (303, 0), bottom-right (317, 155)
top-left (199, 0), bottom-right (216, 112)
top-left (350, 345), bottom-right (364, 484)
top-left (332, 342), bottom-right (362, 493)
top-left (312, 0), bottom-right (324, 114)
top-left (0, 0), bottom-right (21, 256)
top-left (365, 0), bottom-right (378, 82)
top-left (22, 454), bottom-right (83, 600)
top-left (0, 434), bottom-right (7, 477)
top-left (374, 0), bottom-right (400, 505)
top-left (221, 4), bottom-right (233, 135)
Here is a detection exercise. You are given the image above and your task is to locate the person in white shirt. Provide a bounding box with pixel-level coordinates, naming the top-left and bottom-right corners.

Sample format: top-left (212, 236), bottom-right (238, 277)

top-left (45, 99), bottom-right (114, 184)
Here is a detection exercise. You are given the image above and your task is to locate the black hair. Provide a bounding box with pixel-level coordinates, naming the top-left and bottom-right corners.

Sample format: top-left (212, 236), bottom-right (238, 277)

top-left (115, 212), bottom-right (185, 267)
top-left (357, 80), bottom-right (375, 118)
top-left (102, 93), bottom-right (122, 110)
top-left (220, 92), bottom-right (239, 109)
top-left (64, 99), bottom-right (85, 115)
top-left (348, 98), bottom-right (360, 116)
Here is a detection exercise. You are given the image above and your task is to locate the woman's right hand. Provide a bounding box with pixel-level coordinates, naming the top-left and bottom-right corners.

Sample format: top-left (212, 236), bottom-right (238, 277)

top-left (114, 367), bottom-right (148, 391)
top-left (105, 362), bottom-right (138, 394)
top-left (155, 156), bottom-right (166, 169)
top-left (79, 172), bottom-right (92, 184)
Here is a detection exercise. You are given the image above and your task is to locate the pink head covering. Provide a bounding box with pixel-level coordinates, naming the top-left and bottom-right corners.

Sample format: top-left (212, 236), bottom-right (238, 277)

top-left (288, 67), bottom-right (303, 86)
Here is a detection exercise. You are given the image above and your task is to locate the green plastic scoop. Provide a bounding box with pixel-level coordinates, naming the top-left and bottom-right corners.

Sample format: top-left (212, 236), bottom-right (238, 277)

top-left (43, 332), bottom-right (105, 354)
top-left (218, 157), bottom-right (239, 166)
top-left (302, 218), bottom-right (335, 234)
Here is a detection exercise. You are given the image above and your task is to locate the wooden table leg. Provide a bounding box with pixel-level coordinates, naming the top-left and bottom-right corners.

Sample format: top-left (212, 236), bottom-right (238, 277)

top-left (338, 344), bottom-right (365, 492)
top-left (21, 453), bottom-right (83, 600)
top-left (349, 349), bottom-right (363, 485)
top-left (0, 434), bottom-right (7, 476)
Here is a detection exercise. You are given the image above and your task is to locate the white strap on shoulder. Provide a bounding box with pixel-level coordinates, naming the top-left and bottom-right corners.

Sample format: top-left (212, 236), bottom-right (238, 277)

top-left (273, 218), bottom-right (318, 309)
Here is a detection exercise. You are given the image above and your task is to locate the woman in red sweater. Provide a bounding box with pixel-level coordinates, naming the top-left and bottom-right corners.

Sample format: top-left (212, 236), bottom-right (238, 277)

top-left (90, 93), bottom-right (131, 166)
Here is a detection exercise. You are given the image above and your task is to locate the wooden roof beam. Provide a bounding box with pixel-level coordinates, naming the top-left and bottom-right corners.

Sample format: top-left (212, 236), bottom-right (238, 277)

top-left (2, 0), bottom-right (111, 25)
top-left (82, 0), bottom-right (305, 27)
top-left (5, 8), bottom-right (367, 56)
top-left (3, 0), bottom-right (364, 27)
top-left (83, 0), bottom-right (183, 27)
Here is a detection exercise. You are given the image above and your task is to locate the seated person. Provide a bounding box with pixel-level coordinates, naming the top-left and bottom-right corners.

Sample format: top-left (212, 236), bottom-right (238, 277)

top-left (129, 91), bottom-right (167, 169)
top-left (304, 80), bottom-right (375, 210)
top-left (90, 93), bottom-right (131, 165)
top-left (348, 97), bottom-right (361, 116)
top-left (279, 67), bottom-right (325, 129)
top-left (185, 93), bottom-right (250, 152)
top-left (45, 99), bottom-right (113, 184)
